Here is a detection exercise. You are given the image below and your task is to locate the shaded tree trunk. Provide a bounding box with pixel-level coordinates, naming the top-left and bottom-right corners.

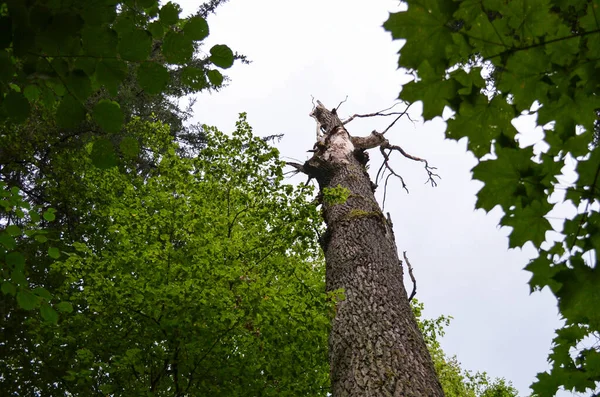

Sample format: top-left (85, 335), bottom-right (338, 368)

top-left (297, 102), bottom-right (444, 396)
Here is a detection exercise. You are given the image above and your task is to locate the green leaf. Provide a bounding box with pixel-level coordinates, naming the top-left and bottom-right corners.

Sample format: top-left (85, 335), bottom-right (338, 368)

top-left (6, 225), bottom-right (20, 236)
top-left (82, 26), bottom-right (118, 57)
top-left (118, 28), bottom-right (152, 61)
top-left (138, 0), bottom-right (158, 7)
top-left (496, 48), bottom-right (550, 112)
top-left (447, 96), bottom-right (517, 157)
top-left (184, 16), bottom-right (209, 41)
top-left (504, 0), bottom-right (556, 39)
top-left (120, 137), bottom-right (140, 158)
top-left (545, 24), bottom-right (580, 66)
top-left (4, 91), bottom-right (30, 124)
top-left (501, 201), bottom-right (553, 248)
top-left (34, 234), bottom-right (48, 243)
top-left (554, 259), bottom-right (600, 329)
top-left (43, 209), bottom-right (56, 221)
top-left (23, 85), bottom-right (40, 102)
top-left (56, 95), bottom-right (86, 129)
top-left (40, 303), bottom-right (59, 324)
top-left (56, 301), bottom-right (74, 313)
top-left (80, 2), bottom-right (117, 26)
top-left (91, 138), bottom-right (118, 169)
top-left (33, 287), bottom-right (53, 301)
top-left (210, 44), bottom-right (234, 69)
top-left (96, 59), bottom-right (128, 96)
top-left (472, 147), bottom-right (536, 212)
top-left (159, 2), bottom-right (181, 25)
top-left (6, 251), bottom-right (25, 268)
top-left (383, 1), bottom-right (457, 73)
top-left (1, 281), bottom-right (16, 296)
top-left (400, 60), bottom-right (458, 120)
top-left (207, 70), bottom-right (224, 86)
top-left (147, 21), bottom-right (164, 38)
top-left (0, 233), bottom-right (16, 250)
top-left (17, 290), bottom-right (38, 310)
top-left (66, 70), bottom-right (93, 101)
top-left (48, 247), bottom-right (60, 259)
top-left (162, 31), bottom-right (194, 64)
top-left (93, 100), bottom-right (123, 133)
top-left (30, 211), bottom-right (40, 222)
top-left (137, 62), bottom-right (169, 95)
top-left (11, 267), bottom-right (27, 286)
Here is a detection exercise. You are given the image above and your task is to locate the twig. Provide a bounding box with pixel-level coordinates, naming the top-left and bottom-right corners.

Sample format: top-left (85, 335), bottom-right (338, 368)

top-left (382, 142), bottom-right (440, 187)
top-left (343, 103), bottom-right (413, 130)
top-left (379, 146), bottom-right (409, 193)
top-left (285, 161), bottom-right (306, 174)
top-left (403, 251), bottom-right (417, 301)
top-left (335, 95), bottom-right (349, 113)
top-left (382, 173), bottom-right (394, 210)
top-left (381, 113), bottom-right (404, 135)
top-left (343, 102), bottom-right (401, 124)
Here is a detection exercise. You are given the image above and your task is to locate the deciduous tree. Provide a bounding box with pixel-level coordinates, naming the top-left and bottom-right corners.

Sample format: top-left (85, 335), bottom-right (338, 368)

top-left (289, 101), bottom-right (445, 396)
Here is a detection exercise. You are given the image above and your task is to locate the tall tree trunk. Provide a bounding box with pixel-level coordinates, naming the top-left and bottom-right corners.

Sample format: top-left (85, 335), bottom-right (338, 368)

top-left (296, 102), bottom-right (444, 396)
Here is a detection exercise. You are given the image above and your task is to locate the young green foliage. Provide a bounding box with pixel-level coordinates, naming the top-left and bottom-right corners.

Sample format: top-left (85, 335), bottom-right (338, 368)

top-left (385, 1), bottom-right (600, 394)
top-left (1, 116), bottom-right (332, 395)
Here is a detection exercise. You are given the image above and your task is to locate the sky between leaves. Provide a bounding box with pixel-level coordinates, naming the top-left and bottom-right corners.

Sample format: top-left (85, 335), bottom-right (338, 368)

top-left (177, 0), bottom-right (576, 395)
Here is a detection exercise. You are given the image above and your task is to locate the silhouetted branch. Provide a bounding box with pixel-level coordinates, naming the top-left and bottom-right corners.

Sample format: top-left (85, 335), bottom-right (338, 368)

top-left (382, 142), bottom-right (440, 187)
top-left (343, 102), bottom-right (413, 130)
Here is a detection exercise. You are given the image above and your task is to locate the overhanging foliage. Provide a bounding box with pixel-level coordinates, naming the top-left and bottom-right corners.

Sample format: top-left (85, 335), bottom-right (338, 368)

top-left (385, 0), bottom-right (600, 395)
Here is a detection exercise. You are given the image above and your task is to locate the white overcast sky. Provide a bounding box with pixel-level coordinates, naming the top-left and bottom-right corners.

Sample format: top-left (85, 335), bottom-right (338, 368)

top-left (178, 0), bottom-right (569, 395)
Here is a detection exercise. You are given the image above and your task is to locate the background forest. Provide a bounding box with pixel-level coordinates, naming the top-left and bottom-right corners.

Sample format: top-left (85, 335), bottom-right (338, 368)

top-left (1, 0), bottom-right (598, 396)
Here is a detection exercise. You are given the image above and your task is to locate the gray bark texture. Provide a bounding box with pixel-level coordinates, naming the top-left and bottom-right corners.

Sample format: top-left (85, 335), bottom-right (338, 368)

top-left (299, 102), bottom-right (444, 397)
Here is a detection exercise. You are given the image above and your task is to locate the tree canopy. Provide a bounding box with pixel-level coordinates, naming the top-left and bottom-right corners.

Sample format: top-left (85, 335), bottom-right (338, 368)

top-left (1, 113), bottom-right (333, 395)
top-left (385, 0), bottom-right (600, 395)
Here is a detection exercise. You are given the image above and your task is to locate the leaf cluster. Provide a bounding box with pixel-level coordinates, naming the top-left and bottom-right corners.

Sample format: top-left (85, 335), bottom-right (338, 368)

top-left (0, 0), bottom-right (236, 168)
top-left (1, 116), bottom-right (332, 395)
top-left (385, 0), bottom-right (600, 394)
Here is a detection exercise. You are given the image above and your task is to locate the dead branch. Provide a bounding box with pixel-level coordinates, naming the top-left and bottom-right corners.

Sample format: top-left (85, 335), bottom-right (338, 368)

top-left (335, 95), bottom-right (349, 113)
top-left (403, 251), bottom-right (417, 302)
top-left (379, 146), bottom-right (409, 193)
top-left (285, 161), bottom-right (306, 175)
top-left (343, 103), bottom-right (413, 130)
top-left (382, 173), bottom-right (395, 210)
top-left (381, 142), bottom-right (440, 187)
top-left (351, 130), bottom-right (387, 150)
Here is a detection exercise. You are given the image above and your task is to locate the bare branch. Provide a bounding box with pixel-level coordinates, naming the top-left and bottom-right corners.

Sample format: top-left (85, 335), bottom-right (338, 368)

top-left (382, 173), bottom-right (395, 210)
top-left (379, 146), bottom-right (409, 193)
top-left (380, 113), bottom-right (404, 135)
top-left (285, 161), bottom-right (306, 175)
top-left (343, 103), bottom-right (413, 130)
top-left (351, 131), bottom-right (387, 150)
top-left (335, 95), bottom-right (349, 113)
top-left (403, 251), bottom-right (417, 302)
top-left (382, 142), bottom-right (440, 187)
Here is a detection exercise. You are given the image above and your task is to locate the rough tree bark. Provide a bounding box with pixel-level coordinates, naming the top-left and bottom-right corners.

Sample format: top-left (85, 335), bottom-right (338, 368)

top-left (292, 101), bottom-right (444, 397)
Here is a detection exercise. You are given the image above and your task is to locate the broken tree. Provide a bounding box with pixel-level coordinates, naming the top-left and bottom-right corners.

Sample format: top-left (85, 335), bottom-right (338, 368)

top-left (290, 101), bottom-right (444, 396)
